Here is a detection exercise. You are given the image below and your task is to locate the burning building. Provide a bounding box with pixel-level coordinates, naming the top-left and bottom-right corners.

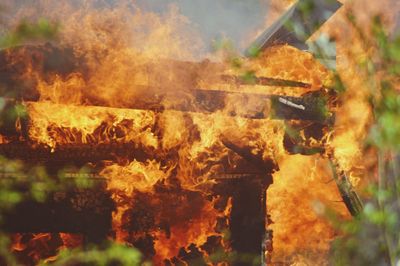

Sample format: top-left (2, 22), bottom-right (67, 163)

top-left (0, 0), bottom-right (368, 265)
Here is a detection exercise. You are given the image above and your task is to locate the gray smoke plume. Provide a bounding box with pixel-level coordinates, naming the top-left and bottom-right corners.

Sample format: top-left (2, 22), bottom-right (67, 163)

top-left (132, 0), bottom-right (270, 51)
top-left (3, 0), bottom-right (271, 54)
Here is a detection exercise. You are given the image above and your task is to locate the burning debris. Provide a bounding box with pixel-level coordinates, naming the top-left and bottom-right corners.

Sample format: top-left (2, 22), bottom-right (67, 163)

top-left (0, 0), bottom-right (368, 265)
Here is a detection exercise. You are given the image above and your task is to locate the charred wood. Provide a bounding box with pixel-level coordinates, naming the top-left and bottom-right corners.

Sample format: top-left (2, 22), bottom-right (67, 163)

top-left (213, 175), bottom-right (269, 266)
top-left (2, 179), bottom-right (114, 243)
top-left (221, 138), bottom-right (277, 173)
top-left (330, 161), bottom-right (363, 216)
top-left (219, 74), bottom-right (312, 88)
top-left (270, 91), bottom-right (334, 123)
top-left (0, 142), bottom-right (156, 166)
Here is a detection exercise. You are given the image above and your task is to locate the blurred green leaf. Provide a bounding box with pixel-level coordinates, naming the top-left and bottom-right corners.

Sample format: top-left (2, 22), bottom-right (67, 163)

top-left (0, 18), bottom-right (59, 49)
top-left (246, 45), bottom-right (261, 58)
top-left (45, 243), bottom-right (142, 266)
top-left (240, 70), bottom-right (256, 84)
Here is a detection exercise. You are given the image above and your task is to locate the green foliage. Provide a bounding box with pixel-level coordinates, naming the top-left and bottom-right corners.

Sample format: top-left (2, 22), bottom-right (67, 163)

top-left (280, 3), bottom-right (400, 266)
top-left (0, 18), bottom-right (59, 49)
top-left (240, 70), bottom-right (257, 84)
top-left (331, 191), bottom-right (399, 266)
top-left (0, 102), bottom-right (28, 136)
top-left (246, 45), bottom-right (261, 58)
top-left (43, 243), bottom-right (143, 266)
top-left (332, 74), bottom-right (346, 93)
top-left (211, 37), bottom-right (235, 55)
top-left (330, 14), bottom-right (400, 266)
top-left (0, 233), bottom-right (18, 266)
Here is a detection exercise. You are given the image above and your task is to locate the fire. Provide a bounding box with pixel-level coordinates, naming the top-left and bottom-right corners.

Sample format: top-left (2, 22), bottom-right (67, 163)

top-left (26, 102), bottom-right (158, 150)
top-left (58, 233), bottom-right (83, 249)
top-left (268, 155), bottom-right (349, 264)
top-left (153, 198), bottom-right (220, 263)
top-left (103, 160), bottom-right (170, 195)
top-left (11, 233), bottom-right (82, 265)
top-left (251, 45), bottom-right (333, 91)
top-left (1, 0), bottom-right (378, 265)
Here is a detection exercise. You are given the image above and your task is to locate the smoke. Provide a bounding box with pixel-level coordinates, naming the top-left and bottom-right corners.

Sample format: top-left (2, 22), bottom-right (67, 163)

top-left (2, 0), bottom-right (271, 57)
top-left (132, 0), bottom-right (270, 51)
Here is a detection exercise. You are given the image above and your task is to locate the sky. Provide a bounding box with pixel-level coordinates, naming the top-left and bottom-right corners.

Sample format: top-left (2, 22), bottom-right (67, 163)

top-left (131, 0), bottom-right (270, 50)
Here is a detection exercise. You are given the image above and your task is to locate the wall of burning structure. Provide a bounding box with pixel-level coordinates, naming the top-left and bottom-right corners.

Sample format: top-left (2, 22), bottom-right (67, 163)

top-left (0, 0), bottom-right (387, 265)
